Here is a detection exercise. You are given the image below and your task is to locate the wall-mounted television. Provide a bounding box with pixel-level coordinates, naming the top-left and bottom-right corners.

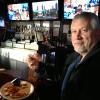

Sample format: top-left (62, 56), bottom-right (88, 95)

top-left (64, 0), bottom-right (100, 19)
top-left (7, 3), bottom-right (30, 20)
top-left (0, 17), bottom-right (5, 27)
top-left (32, 0), bottom-right (58, 20)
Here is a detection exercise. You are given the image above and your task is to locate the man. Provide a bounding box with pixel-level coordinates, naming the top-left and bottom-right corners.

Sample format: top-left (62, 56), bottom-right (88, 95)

top-left (61, 12), bottom-right (100, 100)
top-left (27, 12), bottom-right (100, 100)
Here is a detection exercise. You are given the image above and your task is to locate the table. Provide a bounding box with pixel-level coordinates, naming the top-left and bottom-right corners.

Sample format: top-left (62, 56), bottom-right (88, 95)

top-left (0, 68), bottom-right (58, 100)
top-left (0, 69), bottom-right (39, 100)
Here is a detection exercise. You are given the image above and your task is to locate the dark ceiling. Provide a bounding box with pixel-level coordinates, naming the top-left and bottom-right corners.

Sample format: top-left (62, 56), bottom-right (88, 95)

top-left (0, 0), bottom-right (13, 3)
top-left (0, 0), bottom-right (44, 4)
top-left (0, 0), bottom-right (32, 4)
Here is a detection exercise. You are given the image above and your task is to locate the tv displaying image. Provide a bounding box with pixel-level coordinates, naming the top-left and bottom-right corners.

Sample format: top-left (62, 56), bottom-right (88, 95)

top-left (0, 17), bottom-right (5, 27)
top-left (32, 0), bottom-right (58, 20)
top-left (64, 0), bottom-right (99, 19)
top-left (7, 3), bottom-right (30, 20)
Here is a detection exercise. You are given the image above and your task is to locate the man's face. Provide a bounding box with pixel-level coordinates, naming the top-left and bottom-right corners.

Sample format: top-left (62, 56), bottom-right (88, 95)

top-left (71, 18), bottom-right (96, 54)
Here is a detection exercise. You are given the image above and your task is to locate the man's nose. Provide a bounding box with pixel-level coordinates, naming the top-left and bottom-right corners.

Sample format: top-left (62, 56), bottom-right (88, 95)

top-left (76, 30), bottom-right (82, 39)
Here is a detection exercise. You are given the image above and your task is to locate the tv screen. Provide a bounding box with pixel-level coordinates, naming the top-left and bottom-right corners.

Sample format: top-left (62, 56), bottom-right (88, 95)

top-left (0, 17), bottom-right (5, 27)
top-left (64, 0), bottom-right (99, 19)
top-left (32, 0), bottom-right (58, 20)
top-left (7, 3), bottom-right (30, 20)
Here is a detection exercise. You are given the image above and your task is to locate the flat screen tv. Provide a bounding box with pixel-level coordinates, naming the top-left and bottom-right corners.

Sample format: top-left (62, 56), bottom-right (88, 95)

top-left (64, 0), bottom-right (100, 19)
top-left (7, 3), bottom-right (30, 20)
top-left (32, 0), bottom-right (58, 20)
top-left (0, 17), bottom-right (5, 27)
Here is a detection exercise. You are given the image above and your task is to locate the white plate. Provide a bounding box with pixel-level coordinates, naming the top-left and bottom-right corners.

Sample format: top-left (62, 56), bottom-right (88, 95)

top-left (0, 80), bottom-right (34, 100)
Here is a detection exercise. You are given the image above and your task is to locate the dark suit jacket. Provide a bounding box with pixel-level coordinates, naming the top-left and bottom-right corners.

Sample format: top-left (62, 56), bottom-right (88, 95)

top-left (61, 42), bottom-right (100, 100)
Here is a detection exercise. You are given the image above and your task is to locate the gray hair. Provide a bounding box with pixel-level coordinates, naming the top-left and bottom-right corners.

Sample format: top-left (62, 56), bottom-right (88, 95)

top-left (73, 12), bottom-right (100, 30)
